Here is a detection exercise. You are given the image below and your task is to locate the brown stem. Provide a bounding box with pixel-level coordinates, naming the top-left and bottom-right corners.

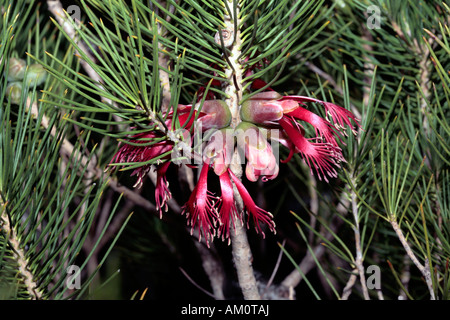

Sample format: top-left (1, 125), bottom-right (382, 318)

top-left (390, 218), bottom-right (436, 300)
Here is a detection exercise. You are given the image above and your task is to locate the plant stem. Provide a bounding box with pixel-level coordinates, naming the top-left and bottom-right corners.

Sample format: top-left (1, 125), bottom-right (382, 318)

top-left (390, 217), bottom-right (436, 300)
top-left (230, 212), bottom-right (261, 299)
top-left (218, 0), bottom-right (260, 300)
top-left (350, 179), bottom-right (370, 300)
top-left (341, 272), bottom-right (358, 300)
top-left (229, 150), bottom-right (261, 300)
top-left (0, 203), bottom-right (42, 299)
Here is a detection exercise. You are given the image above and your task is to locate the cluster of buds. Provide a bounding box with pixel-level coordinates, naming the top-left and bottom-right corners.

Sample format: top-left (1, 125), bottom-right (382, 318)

top-left (110, 82), bottom-right (359, 245)
top-left (5, 57), bottom-right (47, 105)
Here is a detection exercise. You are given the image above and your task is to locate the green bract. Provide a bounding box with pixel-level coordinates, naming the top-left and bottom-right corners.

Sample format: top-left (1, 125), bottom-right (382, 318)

top-left (6, 81), bottom-right (22, 105)
top-left (7, 57), bottom-right (26, 81)
top-left (24, 63), bottom-right (47, 87)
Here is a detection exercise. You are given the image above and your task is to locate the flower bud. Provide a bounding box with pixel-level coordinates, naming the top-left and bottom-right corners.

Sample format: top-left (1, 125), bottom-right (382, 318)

top-left (7, 58), bottom-right (26, 81)
top-left (24, 63), bottom-right (47, 87)
top-left (249, 91), bottom-right (282, 100)
top-left (196, 100), bottom-right (231, 130)
top-left (6, 82), bottom-right (23, 105)
top-left (245, 155), bottom-right (279, 182)
top-left (203, 128), bottom-right (234, 176)
top-left (235, 122), bottom-right (272, 170)
top-left (240, 99), bottom-right (283, 124)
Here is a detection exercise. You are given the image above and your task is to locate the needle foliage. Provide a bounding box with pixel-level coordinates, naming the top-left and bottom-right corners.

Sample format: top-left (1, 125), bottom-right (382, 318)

top-left (1, 0), bottom-right (449, 300)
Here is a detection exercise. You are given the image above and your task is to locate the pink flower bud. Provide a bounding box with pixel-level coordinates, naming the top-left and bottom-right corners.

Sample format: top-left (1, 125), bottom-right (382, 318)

top-left (235, 122), bottom-right (278, 181)
top-left (203, 128), bottom-right (234, 176)
top-left (240, 99), bottom-right (283, 124)
top-left (196, 100), bottom-right (231, 130)
top-left (245, 152), bottom-right (279, 182)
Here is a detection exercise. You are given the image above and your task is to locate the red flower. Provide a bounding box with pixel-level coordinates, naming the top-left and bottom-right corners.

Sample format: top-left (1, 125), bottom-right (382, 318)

top-left (154, 161), bottom-right (172, 217)
top-left (228, 169), bottom-right (276, 238)
top-left (181, 160), bottom-right (276, 244)
top-left (109, 81), bottom-right (359, 245)
top-left (278, 116), bottom-right (342, 182)
top-left (217, 171), bottom-right (239, 243)
top-left (109, 105), bottom-right (197, 216)
top-left (181, 160), bottom-right (219, 246)
top-left (241, 92), bottom-right (360, 182)
top-left (110, 130), bottom-right (174, 189)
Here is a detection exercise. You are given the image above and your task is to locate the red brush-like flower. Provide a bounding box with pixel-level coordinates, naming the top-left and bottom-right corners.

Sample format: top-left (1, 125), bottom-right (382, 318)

top-left (154, 161), bottom-right (172, 217)
top-left (109, 105), bottom-right (198, 217)
top-left (181, 160), bottom-right (219, 246)
top-left (109, 75), bottom-right (360, 245)
top-left (278, 117), bottom-right (342, 182)
top-left (241, 91), bottom-right (360, 182)
top-left (228, 169), bottom-right (276, 238)
top-left (110, 131), bottom-right (174, 189)
top-left (217, 171), bottom-right (239, 243)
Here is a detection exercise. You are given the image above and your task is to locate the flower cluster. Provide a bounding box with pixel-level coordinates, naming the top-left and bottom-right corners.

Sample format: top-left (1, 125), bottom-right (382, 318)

top-left (110, 83), bottom-right (359, 245)
top-left (240, 91), bottom-right (359, 182)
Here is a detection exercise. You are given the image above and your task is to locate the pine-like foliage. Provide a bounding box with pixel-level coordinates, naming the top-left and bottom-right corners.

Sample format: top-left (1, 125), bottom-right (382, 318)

top-left (0, 0), bottom-right (449, 301)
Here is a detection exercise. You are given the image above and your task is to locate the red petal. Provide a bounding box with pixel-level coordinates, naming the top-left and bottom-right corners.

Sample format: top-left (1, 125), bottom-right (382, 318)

top-left (285, 106), bottom-right (342, 146)
top-left (217, 172), bottom-right (239, 243)
top-left (279, 117), bottom-right (342, 182)
top-left (155, 161), bottom-right (172, 218)
top-left (182, 161), bottom-right (218, 246)
top-left (251, 79), bottom-right (274, 91)
top-left (281, 96), bottom-right (360, 132)
top-left (228, 169), bottom-right (276, 238)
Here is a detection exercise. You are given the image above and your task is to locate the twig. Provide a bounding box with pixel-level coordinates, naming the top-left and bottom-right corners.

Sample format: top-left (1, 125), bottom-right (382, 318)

top-left (155, 1), bottom-right (175, 112)
top-left (46, 1), bottom-right (94, 75)
top-left (192, 241), bottom-right (226, 300)
top-left (230, 213), bottom-right (261, 300)
top-left (179, 267), bottom-right (216, 299)
top-left (0, 203), bottom-right (43, 299)
top-left (349, 178), bottom-right (370, 300)
top-left (398, 254), bottom-right (411, 300)
top-left (360, 21), bottom-right (375, 118)
top-left (262, 239), bottom-right (286, 298)
top-left (48, 0), bottom-right (130, 133)
top-left (279, 191), bottom-right (347, 296)
top-left (341, 271), bottom-right (357, 300)
top-left (390, 218), bottom-right (436, 300)
top-left (229, 150), bottom-right (260, 300)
